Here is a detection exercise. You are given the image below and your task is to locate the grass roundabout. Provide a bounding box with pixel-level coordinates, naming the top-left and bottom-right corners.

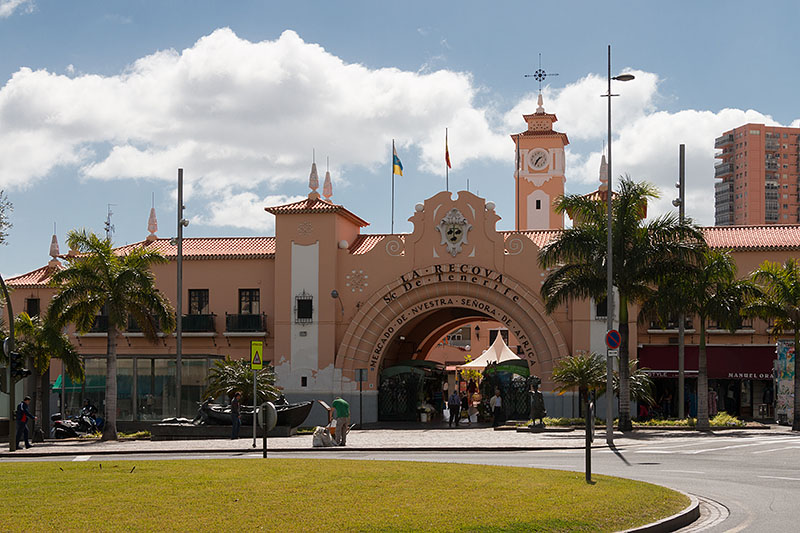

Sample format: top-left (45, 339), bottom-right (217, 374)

top-left (1, 458), bottom-right (688, 532)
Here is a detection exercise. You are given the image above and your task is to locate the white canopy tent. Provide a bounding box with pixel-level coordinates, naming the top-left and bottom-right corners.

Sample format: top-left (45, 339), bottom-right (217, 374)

top-left (457, 334), bottom-right (522, 370)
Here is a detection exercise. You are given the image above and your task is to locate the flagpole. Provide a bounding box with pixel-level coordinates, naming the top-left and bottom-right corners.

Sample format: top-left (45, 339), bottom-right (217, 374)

top-left (391, 139), bottom-right (395, 234)
top-left (445, 128), bottom-right (449, 192)
top-left (515, 134), bottom-right (520, 230)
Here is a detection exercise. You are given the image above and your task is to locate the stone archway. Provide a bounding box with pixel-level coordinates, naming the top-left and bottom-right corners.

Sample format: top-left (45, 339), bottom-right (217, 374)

top-left (336, 263), bottom-right (569, 390)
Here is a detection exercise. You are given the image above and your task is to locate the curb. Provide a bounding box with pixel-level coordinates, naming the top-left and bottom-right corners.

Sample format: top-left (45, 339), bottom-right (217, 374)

top-left (0, 444), bottom-right (595, 458)
top-left (620, 492), bottom-right (700, 533)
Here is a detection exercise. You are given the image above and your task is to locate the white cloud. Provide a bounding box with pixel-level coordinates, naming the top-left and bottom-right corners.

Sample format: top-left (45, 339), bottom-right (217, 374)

top-left (1, 26), bottom-right (798, 232)
top-left (0, 0), bottom-right (33, 18)
top-left (0, 28), bottom-right (504, 194)
top-left (193, 192), bottom-right (306, 231)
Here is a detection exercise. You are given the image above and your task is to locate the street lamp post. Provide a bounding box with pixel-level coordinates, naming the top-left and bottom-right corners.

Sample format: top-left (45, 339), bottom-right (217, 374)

top-left (673, 145), bottom-right (686, 418)
top-left (602, 44), bottom-right (634, 444)
top-left (176, 169), bottom-right (189, 417)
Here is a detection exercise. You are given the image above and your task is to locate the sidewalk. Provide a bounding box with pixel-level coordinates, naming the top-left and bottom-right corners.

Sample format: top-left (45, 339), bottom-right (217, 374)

top-left (1, 424), bottom-right (786, 458)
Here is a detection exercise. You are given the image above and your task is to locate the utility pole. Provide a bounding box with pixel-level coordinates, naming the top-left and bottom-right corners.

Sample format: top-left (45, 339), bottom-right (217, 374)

top-left (1, 274), bottom-right (16, 451)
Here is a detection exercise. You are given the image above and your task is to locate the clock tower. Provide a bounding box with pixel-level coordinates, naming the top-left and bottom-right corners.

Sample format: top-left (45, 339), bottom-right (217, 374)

top-left (511, 94), bottom-right (569, 230)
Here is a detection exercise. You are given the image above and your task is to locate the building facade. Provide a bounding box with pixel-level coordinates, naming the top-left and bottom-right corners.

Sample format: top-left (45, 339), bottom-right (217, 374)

top-left (4, 102), bottom-right (800, 428)
top-left (715, 124), bottom-right (800, 226)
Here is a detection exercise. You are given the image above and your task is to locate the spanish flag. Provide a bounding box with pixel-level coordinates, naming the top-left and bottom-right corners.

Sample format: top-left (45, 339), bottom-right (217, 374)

top-left (392, 141), bottom-right (403, 176)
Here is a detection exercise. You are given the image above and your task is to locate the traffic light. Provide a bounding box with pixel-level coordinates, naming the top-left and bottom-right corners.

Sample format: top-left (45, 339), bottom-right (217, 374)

top-left (9, 352), bottom-right (31, 382)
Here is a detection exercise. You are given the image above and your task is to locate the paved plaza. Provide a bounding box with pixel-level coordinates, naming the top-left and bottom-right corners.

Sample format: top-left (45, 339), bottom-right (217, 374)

top-left (0, 424), bottom-right (783, 457)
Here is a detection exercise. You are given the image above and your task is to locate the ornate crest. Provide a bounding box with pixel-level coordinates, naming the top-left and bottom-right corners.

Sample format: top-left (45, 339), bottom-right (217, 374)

top-left (435, 208), bottom-right (472, 257)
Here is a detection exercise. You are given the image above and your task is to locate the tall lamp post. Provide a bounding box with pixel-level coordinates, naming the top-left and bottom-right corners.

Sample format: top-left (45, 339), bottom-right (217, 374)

top-left (673, 145), bottom-right (686, 418)
top-left (602, 44), bottom-right (634, 444)
top-left (176, 169), bottom-right (189, 417)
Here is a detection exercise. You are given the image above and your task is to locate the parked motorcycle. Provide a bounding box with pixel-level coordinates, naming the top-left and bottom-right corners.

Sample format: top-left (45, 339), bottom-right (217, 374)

top-left (51, 412), bottom-right (99, 438)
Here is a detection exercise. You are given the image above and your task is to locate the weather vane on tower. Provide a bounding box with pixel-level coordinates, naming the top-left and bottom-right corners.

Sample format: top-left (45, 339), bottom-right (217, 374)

top-left (524, 53), bottom-right (558, 94)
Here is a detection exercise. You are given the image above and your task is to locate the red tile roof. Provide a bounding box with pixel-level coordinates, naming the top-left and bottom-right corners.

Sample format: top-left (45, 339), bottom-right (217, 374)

top-left (703, 225), bottom-right (800, 251)
top-left (500, 230), bottom-right (561, 249)
top-left (349, 235), bottom-right (406, 255)
top-left (8, 225), bottom-right (800, 289)
top-left (115, 237), bottom-right (276, 260)
top-left (265, 196), bottom-right (369, 227)
top-left (5, 264), bottom-right (62, 288)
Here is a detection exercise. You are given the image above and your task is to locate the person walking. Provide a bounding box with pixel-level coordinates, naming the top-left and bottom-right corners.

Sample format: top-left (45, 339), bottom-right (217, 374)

top-left (331, 396), bottom-right (350, 446)
top-left (490, 389), bottom-right (504, 427)
top-left (460, 392), bottom-right (471, 426)
top-left (230, 391), bottom-right (242, 439)
top-left (15, 396), bottom-right (36, 450)
top-left (448, 390), bottom-right (461, 428)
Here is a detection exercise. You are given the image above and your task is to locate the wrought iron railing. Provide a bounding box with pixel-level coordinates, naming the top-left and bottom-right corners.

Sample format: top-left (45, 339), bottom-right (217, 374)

top-left (181, 314), bottom-right (215, 332)
top-left (225, 313), bottom-right (266, 333)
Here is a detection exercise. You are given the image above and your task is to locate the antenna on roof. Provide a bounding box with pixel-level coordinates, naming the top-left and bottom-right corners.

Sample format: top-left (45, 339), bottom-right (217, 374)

top-left (105, 204), bottom-right (116, 241)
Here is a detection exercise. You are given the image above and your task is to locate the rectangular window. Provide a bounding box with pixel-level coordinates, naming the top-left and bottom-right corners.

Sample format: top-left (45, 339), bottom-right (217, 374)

top-left (488, 329), bottom-right (509, 345)
top-left (535, 199), bottom-right (541, 210)
top-left (25, 298), bottom-right (40, 317)
top-left (295, 291), bottom-right (313, 324)
top-left (595, 297), bottom-right (608, 318)
top-left (238, 289), bottom-right (260, 315)
top-left (188, 289), bottom-right (209, 315)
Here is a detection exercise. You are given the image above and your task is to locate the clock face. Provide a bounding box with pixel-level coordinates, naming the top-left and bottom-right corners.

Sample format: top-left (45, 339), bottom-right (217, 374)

top-left (528, 149), bottom-right (549, 171)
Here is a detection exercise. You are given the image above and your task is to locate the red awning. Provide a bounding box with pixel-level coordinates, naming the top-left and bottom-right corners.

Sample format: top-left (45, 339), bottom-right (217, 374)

top-left (638, 345), bottom-right (776, 380)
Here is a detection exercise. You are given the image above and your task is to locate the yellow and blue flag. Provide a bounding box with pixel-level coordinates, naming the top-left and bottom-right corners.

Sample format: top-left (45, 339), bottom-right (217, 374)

top-left (392, 142), bottom-right (403, 176)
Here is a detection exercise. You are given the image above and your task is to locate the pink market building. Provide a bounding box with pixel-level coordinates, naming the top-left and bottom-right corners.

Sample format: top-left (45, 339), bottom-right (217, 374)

top-left (3, 98), bottom-right (800, 429)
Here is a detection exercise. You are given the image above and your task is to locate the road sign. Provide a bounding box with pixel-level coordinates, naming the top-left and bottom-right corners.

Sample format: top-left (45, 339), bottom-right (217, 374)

top-left (250, 341), bottom-right (263, 370)
top-left (607, 349), bottom-right (619, 358)
top-left (605, 329), bottom-right (621, 350)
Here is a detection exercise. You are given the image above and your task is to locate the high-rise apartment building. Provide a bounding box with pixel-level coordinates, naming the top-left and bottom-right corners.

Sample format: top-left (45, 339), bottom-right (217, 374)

top-left (714, 124), bottom-right (800, 225)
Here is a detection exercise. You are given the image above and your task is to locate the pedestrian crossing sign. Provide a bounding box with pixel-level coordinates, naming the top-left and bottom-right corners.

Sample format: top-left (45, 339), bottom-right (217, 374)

top-left (250, 341), bottom-right (263, 370)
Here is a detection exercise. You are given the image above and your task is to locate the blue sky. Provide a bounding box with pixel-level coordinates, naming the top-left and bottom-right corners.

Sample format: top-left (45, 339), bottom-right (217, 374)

top-left (1, 1), bottom-right (799, 277)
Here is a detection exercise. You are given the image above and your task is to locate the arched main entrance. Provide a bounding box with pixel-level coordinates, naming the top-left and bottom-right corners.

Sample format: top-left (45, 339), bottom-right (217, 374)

top-left (336, 264), bottom-right (570, 406)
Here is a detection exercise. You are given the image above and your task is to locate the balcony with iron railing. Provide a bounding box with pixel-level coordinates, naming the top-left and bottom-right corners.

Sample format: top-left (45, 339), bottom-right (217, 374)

top-left (225, 313), bottom-right (267, 334)
top-left (765, 141), bottom-right (780, 151)
top-left (89, 315), bottom-right (109, 333)
top-left (181, 313), bottom-right (216, 333)
top-left (715, 134), bottom-right (734, 148)
top-left (766, 162), bottom-right (779, 170)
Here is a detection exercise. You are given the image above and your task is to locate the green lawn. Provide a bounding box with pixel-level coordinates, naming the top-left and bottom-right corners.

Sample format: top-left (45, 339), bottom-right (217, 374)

top-left (0, 459), bottom-right (688, 532)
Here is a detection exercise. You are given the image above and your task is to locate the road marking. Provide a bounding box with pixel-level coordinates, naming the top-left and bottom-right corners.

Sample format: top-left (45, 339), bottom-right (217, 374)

top-left (758, 475), bottom-right (800, 481)
top-left (752, 445), bottom-right (800, 454)
top-left (73, 455), bottom-right (91, 462)
top-left (661, 469), bottom-right (705, 474)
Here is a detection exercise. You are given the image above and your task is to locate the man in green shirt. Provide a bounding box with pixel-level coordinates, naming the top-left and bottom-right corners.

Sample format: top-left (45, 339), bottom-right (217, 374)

top-left (331, 396), bottom-right (350, 446)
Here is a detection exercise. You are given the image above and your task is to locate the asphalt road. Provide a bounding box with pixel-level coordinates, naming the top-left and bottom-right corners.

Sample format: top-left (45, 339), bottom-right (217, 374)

top-left (8, 430), bottom-right (800, 532)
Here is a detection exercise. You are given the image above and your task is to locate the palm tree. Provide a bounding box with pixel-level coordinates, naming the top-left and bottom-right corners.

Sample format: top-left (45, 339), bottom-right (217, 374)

top-left (204, 357), bottom-right (280, 406)
top-left (642, 248), bottom-right (757, 430)
top-left (746, 258), bottom-right (800, 431)
top-left (552, 352), bottom-right (606, 422)
top-left (48, 230), bottom-right (176, 440)
top-left (14, 312), bottom-right (84, 440)
top-left (540, 178), bottom-right (705, 431)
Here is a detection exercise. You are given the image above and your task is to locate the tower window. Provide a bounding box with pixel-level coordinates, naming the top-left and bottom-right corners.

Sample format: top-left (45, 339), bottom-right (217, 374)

top-left (295, 291), bottom-right (313, 324)
top-left (535, 199), bottom-right (541, 210)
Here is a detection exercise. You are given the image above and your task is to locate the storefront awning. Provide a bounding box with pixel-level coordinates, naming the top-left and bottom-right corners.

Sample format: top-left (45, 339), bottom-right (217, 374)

top-left (51, 374), bottom-right (105, 392)
top-left (638, 345), bottom-right (776, 380)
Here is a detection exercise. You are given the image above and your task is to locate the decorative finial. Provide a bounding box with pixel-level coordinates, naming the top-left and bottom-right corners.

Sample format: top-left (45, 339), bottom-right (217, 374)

top-left (536, 93), bottom-right (545, 114)
top-left (308, 149), bottom-right (319, 192)
top-left (323, 157), bottom-right (332, 200)
top-left (49, 223), bottom-right (60, 266)
top-left (598, 153), bottom-right (609, 192)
